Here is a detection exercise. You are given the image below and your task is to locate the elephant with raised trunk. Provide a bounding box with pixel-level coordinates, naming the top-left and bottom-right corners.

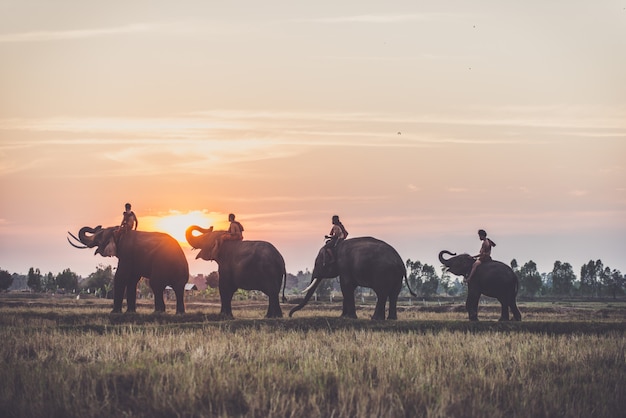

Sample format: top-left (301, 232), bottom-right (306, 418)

top-left (186, 225), bottom-right (286, 318)
top-left (290, 237), bottom-right (416, 320)
top-left (68, 226), bottom-right (189, 314)
top-left (439, 250), bottom-right (521, 321)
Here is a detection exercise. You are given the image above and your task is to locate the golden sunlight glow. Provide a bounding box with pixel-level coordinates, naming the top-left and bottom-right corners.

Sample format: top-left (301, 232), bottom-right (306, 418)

top-left (145, 211), bottom-right (217, 244)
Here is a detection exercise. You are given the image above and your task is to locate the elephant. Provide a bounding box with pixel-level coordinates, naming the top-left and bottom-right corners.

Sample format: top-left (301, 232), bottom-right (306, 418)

top-left (439, 250), bottom-right (521, 321)
top-left (185, 225), bottom-right (287, 318)
top-left (289, 237), bottom-right (417, 320)
top-left (68, 226), bottom-right (189, 314)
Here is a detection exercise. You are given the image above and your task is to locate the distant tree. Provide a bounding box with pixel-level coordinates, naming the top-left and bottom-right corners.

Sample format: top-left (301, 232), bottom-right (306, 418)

top-left (56, 268), bottom-right (79, 292)
top-left (510, 259), bottom-right (519, 271)
top-left (0, 269), bottom-right (13, 291)
top-left (82, 265), bottom-right (113, 296)
top-left (598, 267), bottom-right (612, 297)
top-left (518, 260), bottom-right (543, 297)
top-left (406, 259), bottom-right (440, 298)
top-left (551, 261), bottom-right (576, 296)
top-left (27, 267), bottom-right (43, 292)
top-left (580, 260), bottom-right (603, 297)
top-left (604, 270), bottom-right (625, 299)
top-left (315, 277), bottom-right (334, 300)
top-left (43, 272), bottom-right (56, 292)
top-left (205, 271), bottom-right (219, 289)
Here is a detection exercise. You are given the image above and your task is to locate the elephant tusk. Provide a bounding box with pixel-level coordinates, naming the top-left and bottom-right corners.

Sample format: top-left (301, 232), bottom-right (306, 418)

top-left (67, 236), bottom-right (88, 249)
top-left (302, 279), bottom-right (319, 294)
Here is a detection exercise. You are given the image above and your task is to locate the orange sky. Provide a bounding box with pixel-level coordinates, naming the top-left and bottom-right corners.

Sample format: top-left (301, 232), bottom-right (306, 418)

top-left (1, 2), bottom-right (625, 278)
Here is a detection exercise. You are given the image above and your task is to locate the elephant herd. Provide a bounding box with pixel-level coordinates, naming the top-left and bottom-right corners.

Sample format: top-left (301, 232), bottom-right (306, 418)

top-left (68, 224), bottom-right (521, 322)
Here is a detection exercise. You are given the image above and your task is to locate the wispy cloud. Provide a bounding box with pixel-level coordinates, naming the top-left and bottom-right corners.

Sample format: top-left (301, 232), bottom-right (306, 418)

top-left (303, 13), bottom-right (458, 24)
top-left (0, 23), bottom-right (177, 43)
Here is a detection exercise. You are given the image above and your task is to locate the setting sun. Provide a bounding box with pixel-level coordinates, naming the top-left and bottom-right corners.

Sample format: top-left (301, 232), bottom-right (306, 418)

top-left (145, 211), bottom-right (218, 245)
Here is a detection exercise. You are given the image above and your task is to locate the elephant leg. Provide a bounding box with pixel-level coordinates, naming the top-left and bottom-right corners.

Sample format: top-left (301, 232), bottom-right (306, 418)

top-left (111, 273), bottom-right (125, 313)
top-left (173, 285), bottom-right (185, 315)
top-left (510, 299), bottom-right (522, 321)
top-left (153, 284), bottom-right (166, 313)
top-left (219, 288), bottom-right (235, 319)
top-left (466, 291), bottom-right (480, 321)
top-left (498, 300), bottom-right (510, 321)
top-left (340, 279), bottom-right (358, 319)
top-left (387, 292), bottom-right (399, 320)
top-left (125, 277), bottom-right (140, 313)
top-left (266, 292), bottom-right (283, 318)
top-left (372, 291), bottom-right (387, 321)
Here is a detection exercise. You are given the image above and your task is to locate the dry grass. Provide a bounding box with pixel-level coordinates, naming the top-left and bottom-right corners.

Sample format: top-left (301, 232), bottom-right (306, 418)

top-left (1, 294), bottom-right (625, 417)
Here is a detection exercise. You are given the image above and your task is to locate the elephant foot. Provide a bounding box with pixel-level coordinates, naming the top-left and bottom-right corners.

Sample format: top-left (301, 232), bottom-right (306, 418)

top-left (498, 317), bottom-right (510, 322)
top-left (341, 313), bottom-right (358, 319)
top-left (219, 312), bottom-right (235, 320)
top-left (469, 317), bottom-right (479, 322)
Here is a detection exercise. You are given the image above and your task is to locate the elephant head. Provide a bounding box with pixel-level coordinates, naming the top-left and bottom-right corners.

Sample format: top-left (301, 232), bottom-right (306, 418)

top-left (438, 250), bottom-right (474, 277)
top-left (68, 226), bottom-right (117, 257)
top-left (185, 225), bottom-right (219, 260)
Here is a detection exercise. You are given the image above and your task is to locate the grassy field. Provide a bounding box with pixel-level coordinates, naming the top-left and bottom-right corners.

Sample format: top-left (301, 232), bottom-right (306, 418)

top-left (1, 294), bottom-right (625, 418)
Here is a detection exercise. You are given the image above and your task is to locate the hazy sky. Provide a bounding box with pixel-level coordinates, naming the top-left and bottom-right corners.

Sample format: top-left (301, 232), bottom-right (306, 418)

top-left (1, 1), bottom-right (625, 279)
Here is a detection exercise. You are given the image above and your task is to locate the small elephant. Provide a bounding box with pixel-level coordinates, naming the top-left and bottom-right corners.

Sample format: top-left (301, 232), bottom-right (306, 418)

top-left (439, 250), bottom-right (521, 321)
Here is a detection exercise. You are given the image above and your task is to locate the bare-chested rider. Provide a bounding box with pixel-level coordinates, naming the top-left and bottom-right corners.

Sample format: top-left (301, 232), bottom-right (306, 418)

top-left (466, 229), bottom-right (496, 283)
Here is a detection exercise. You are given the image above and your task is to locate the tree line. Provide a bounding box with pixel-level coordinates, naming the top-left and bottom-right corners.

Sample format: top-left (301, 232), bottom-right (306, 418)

top-left (1, 257), bottom-right (625, 299)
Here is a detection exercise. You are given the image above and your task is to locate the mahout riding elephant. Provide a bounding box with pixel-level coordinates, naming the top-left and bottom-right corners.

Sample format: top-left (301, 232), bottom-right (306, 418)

top-left (185, 225), bottom-right (286, 318)
top-left (290, 237), bottom-right (417, 320)
top-left (439, 250), bottom-right (521, 321)
top-left (68, 226), bottom-right (189, 314)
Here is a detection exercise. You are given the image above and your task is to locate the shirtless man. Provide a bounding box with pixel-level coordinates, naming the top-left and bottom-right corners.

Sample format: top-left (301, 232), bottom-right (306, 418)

top-left (466, 229), bottom-right (496, 283)
top-left (120, 203), bottom-right (138, 232)
top-left (210, 214), bottom-right (243, 259)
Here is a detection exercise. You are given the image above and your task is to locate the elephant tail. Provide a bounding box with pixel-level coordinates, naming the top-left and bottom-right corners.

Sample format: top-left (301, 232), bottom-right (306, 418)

top-left (404, 270), bottom-right (417, 297)
top-left (281, 265), bottom-right (288, 303)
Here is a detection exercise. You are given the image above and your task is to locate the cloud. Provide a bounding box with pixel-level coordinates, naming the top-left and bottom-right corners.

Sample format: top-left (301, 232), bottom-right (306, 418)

top-left (0, 23), bottom-right (177, 43)
top-left (304, 13), bottom-right (458, 24)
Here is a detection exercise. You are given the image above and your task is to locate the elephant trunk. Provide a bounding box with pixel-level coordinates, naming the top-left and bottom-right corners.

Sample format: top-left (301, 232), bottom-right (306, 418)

top-left (438, 250), bottom-right (456, 266)
top-left (78, 226), bottom-right (101, 247)
top-left (185, 225), bottom-right (212, 249)
top-left (288, 278), bottom-right (322, 317)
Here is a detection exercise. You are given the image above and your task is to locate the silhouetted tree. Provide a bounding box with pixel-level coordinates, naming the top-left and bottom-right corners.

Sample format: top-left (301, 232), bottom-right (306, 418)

top-left (27, 267), bottom-right (43, 292)
top-left (406, 259), bottom-right (439, 297)
top-left (56, 268), bottom-right (79, 292)
top-left (604, 270), bottom-right (625, 299)
top-left (82, 265), bottom-right (113, 296)
top-left (43, 272), bottom-right (56, 292)
top-left (518, 261), bottom-right (543, 297)
top-left (0, 269), bottom-right (13, 291)
top-left (205, 271), bottom-right (219, 289)
top-left (551, 261), bottom-right (576, 296)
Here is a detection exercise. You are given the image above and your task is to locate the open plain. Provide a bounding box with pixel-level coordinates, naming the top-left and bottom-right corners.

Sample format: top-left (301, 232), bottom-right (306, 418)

top-left (1, 294), bottom-right (625, 418)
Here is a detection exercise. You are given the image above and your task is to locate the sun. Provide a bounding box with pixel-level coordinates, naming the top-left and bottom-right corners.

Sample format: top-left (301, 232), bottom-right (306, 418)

top-left (149, 211), bottom-right (217, 244)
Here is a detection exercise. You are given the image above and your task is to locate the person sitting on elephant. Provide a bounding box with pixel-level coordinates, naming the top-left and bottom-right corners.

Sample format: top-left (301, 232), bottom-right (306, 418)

top-left (323, 215), bottom-right (348, 264)
top-left (119, 203), bottom-right (138, 233)
top-left (120, 203), bottom-right (138, 231)
top-left (466, 229), bottom-right (496, 283)
top-left (210, 213), bottom-right (244, 259)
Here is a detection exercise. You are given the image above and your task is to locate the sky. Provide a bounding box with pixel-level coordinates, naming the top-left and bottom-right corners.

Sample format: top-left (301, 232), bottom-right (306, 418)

top-left (1, 1), bottom-right (625, 280)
